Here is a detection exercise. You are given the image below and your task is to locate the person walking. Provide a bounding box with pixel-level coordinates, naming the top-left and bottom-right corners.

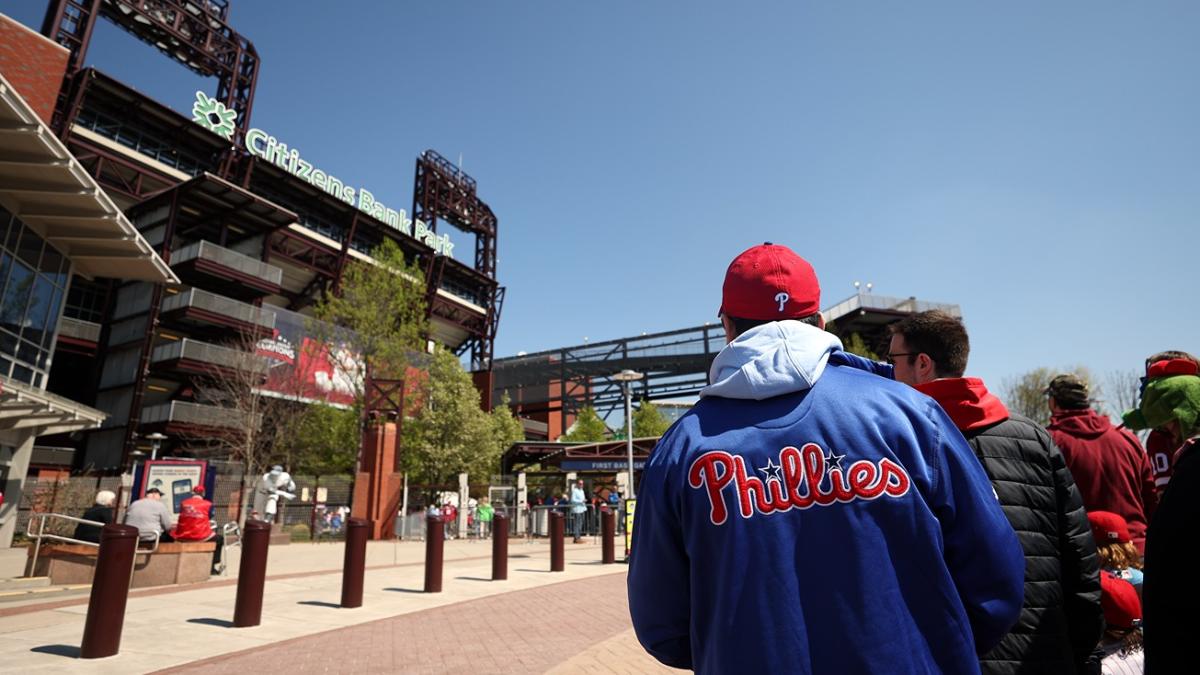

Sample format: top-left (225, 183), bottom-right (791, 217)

top-left (1121, 369), bottom-right (1200, 672)
top-left (888, 310), bottom-right (1103, 674)
top-left (629, 243), bottom-right (1024, 674)
top-left (569, 480), bottom-right (586, 543)
top-left (1046, 373), bottom-right (1158, 554)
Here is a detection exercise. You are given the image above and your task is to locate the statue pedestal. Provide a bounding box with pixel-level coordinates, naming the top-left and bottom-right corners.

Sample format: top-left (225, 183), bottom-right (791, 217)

top-left (269, 522), bottom-right (291, 546)
top-left (351, 421), bottom-right (403, 540)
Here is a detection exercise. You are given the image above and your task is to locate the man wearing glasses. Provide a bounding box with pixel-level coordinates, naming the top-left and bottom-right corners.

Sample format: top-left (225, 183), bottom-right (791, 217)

top-left (887, 310), bottom-right (1102, 675)
top-left (628, 243), bottom-right (1024, 674)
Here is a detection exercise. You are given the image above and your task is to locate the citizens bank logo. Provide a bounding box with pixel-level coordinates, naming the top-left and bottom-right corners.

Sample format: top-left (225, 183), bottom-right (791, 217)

top-left (192, 91), bottom-right (237, 140)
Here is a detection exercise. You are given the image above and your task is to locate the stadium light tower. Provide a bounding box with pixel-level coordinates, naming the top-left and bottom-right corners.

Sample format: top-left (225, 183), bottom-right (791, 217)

top-left (612, 369), bottom-right (644, 499)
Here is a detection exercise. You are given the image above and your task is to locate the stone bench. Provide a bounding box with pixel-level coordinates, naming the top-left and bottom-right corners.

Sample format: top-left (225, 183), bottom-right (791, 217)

top-left (25, 541), bottom-right (217, 588)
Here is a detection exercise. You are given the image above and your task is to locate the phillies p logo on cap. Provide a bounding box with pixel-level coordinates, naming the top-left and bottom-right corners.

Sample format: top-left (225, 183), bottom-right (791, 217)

top-left (719, 243), bottom-right (820, 321)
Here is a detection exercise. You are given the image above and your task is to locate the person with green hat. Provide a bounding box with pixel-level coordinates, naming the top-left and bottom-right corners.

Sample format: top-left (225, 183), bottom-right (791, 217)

top-left (1125, 367), bottom-right (1200, 672)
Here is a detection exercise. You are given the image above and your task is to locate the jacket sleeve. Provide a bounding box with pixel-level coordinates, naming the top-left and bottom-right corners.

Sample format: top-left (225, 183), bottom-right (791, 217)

top-left (925, 403), bottom-right (1025, 655)
top-left (1124, 429), bottom-right (1159, 521)
top-left (627, 441), bottom-right (692, 670)
top-left (1047, 436), bottom-right (1104, 668)
top-left (159, 502), bottom-right (176, 533)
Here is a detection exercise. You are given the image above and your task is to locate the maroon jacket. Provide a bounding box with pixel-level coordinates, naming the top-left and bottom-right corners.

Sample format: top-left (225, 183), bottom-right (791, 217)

top-left (1048, 409), bottom-right (1158, 552)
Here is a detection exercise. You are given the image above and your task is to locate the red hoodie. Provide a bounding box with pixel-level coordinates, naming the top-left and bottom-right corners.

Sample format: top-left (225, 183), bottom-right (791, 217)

top-left (1048, 408), bottom-right (1158, 553)
top-left (914, 377), bottom-right (1009, 432)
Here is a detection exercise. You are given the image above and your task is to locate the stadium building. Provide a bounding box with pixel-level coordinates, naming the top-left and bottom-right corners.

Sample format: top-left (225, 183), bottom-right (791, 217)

top-left (0, 1), bottom-right (503, 478)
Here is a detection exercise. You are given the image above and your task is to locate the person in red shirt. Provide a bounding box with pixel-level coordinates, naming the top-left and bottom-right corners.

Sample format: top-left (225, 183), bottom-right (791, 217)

top-left (1046, 374), bottom-right (1158, 554)
top-left (1133, 351), bottom-right (1200, 494)
top-left (171, 486), bottom-right (224, 574)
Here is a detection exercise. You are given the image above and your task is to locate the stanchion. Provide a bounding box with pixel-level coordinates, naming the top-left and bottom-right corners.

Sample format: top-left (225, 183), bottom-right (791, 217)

top-left (491, 511), bottom-right (508, 581)
top-left (233, 519), bottom-right (271, 628)
top-left (341, 518), bottom-right (369, 608)
top-left (80, 524), bottom-right (139, 659)
top-left (424, 515), bottom-right (444, 592)
top-left (601, 507), bottom-right (615, 564)
top-left (549, 511), bottom-right (565, 572)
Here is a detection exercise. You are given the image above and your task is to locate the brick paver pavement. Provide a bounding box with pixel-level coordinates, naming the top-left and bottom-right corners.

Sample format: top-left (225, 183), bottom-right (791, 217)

top-left (158, 570), bottom-right (679, 675)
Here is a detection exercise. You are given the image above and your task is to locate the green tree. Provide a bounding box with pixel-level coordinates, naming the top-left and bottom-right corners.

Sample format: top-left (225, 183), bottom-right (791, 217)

top-left (311, 238), bottom-right (428, 383)
top-left (290, 404), bottom-right (361, 477)
top-left (842, 333), bottom-right (880, 361)
top-left (401, 348), bottom-right (500, 490)
top-left (561, 406), bottom-right (609, 442)
top-left (490, 393), bottom-right (526, 459)
top-left (1001, 365), bottom-right (1103, 427)
top-left (632, 399), bottom-right (670, 438)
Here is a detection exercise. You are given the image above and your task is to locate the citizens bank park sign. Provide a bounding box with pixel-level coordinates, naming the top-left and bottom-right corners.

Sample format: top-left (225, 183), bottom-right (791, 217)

top-left (191, 92), bottom-right (454, 258)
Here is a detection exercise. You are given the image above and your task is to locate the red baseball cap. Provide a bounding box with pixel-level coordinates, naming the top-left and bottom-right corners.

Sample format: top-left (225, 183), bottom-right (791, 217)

top-left (1100, 571), bottom-right (1142, 630)
top-left (1088, 510), bottom-right (1131, 544)
top-left (719, 243), bottom-right (820, 321)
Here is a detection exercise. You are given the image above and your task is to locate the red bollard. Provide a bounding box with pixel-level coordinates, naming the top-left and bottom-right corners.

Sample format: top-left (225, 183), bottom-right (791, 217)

top-left (424, 515), bottom-right (444, 593)
top-left (491, 511), bottom-right (508, 581)
top-left (80, 524), bottom-right (139, 659)
top-left (549, 511), bottom-right (565, 572)
top-left (341, 518), bottom-right (369, 608)
top-left (601, 507), bottom-right (616, 564)
top-left (233, 519), bottom-right (271, 628)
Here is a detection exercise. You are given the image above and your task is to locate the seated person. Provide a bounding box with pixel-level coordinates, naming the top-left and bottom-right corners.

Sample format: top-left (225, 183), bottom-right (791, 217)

top-left (170, 486), bottom-right (225, 575)
top-left (124, 487), bottom-right (176, 545)
top-left (73, 490), bottom-right (116, 543)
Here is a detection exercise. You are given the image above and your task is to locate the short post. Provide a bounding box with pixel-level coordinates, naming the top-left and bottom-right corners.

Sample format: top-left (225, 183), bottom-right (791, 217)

top-left (491, 511), bottom-right (508, 581)
top-left (601, 506), bottom-right (615, 564)
top-left (341, 518), bottom-right (369, 608)
top-left (424, 514), bottom-right (444, 593)
top-left (233, 519), bottom-right (271, 628)
top-left (549, 511), bottom-right (565, 572)
top-left (80, 524), bottom-right (139, 659)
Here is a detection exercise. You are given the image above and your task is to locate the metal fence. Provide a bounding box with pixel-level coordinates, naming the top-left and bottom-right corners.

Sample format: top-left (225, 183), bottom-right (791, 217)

top-left (14, 475), bottom-right (124, 539)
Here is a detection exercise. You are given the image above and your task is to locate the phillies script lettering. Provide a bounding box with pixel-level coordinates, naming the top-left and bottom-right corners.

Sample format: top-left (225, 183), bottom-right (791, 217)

top-left (688, 444), bottom-right (911, 525)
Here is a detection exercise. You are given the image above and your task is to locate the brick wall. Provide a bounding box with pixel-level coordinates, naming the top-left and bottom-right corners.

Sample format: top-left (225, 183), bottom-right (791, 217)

top-left (0, 14), bottom-right (69, 125)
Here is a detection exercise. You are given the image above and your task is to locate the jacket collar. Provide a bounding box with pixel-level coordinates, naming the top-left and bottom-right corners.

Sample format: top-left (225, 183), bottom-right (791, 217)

top-left (914, 377), bottom-right (1010, 432)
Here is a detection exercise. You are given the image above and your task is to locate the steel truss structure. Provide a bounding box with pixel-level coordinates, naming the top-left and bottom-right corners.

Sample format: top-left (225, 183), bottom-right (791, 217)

top-left (42, 0), bottom-right (258, 143)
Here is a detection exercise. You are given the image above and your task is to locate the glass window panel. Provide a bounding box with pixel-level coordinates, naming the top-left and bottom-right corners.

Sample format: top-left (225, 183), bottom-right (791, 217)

top-left (15, 226), bottom-right (44, 269)
top-left (21, 274), bottom-right (55, 347)
top-left (0, 330), bottom-right (15, 359)
top-left (0, 357), bottom-right (10, 376)
top-left (39, 242), bottom-right (66, 287)
top-left (16, 339), bottom-right (38, 365)
top-left (11, 364), bottom-right (33, 384)
top-left (4, 218), bottom-right (20, 251)
top-left (40, 285), bottom-right (63, 348)
top-left (0, 253), bottom-right (11, 307)
top-left (0, 261), bottom-right (33, 336)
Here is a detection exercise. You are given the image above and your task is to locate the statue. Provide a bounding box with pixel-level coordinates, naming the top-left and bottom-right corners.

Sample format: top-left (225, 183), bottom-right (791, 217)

top-left (252, 465), bottom-right (296, 521)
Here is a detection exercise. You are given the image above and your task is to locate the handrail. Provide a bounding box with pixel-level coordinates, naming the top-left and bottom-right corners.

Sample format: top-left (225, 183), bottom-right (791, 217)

top-left (25, 512), bottom-right (162, 579)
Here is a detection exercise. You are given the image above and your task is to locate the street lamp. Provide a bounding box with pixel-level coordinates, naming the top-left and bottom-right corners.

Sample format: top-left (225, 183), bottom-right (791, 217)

top-left (145, 432), bottom-right (167, 461)
top-left (611, 369), bottom-right (644, 499)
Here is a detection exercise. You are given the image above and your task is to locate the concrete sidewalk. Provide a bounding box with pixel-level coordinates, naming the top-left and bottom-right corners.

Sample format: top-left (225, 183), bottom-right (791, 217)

top-left (0, 538), bottom-right (630, 673)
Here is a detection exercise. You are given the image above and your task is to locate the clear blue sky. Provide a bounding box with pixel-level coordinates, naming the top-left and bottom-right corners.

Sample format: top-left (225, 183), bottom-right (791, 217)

top-left (5, 1), bottom-right (1198, 407)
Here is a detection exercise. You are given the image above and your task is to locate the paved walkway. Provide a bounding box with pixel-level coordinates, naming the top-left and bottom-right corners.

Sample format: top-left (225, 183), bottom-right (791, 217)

top-left (160, 572), bottom-right (678, 675)
top-left (0, 538), bottom-right (676, 674)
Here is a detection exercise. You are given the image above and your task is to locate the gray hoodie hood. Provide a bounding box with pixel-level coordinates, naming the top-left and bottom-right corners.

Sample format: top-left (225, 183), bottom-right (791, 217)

top-left (700, 321), bottom-right (844, 401)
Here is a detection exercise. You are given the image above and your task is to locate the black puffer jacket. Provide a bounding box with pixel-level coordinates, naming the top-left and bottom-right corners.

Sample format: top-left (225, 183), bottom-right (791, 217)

top-left (963, 413), bottom-right (1103, 674)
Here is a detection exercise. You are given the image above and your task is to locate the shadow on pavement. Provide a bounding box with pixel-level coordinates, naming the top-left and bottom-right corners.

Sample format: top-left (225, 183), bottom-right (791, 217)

top-left (453, 576), bottom-right (493, 582)
top-left (570, 561), bottom-right (603, 566)
top-left (514, 568), bottom-right (555, 573)
top-left (31, 644), bottom-right (79, 659)
top-left (382, 587), bottom-right (424, 593)
top-left (187, 617), bottom-right (234, 628)
top-left (297, 600), bottom-right (341, 609)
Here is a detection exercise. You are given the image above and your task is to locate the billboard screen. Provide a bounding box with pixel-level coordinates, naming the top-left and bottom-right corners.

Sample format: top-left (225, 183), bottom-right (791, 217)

top-left (255, 306), bottom-right (362, 406)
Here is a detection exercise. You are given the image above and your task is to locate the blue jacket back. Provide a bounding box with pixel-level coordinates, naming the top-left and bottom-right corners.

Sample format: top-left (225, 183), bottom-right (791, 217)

top-left (628, 341), bottom-right (1024, 674)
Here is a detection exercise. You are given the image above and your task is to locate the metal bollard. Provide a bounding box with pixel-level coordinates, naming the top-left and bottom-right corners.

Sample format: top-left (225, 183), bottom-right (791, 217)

top-left (549, 511), bottom-right (564, 572)
top-left (424, 515), bottom-right (444, 593)
top-left (341, 518), bottom-right (369, 608)
top-left (491, 512), bottom-right (508, 581)
top-left (601, 507), bottom-right (616, 564)
top-left (80, 524), bottom-right (139, 659)
top-left (233, 519), bottom-right (272, 628)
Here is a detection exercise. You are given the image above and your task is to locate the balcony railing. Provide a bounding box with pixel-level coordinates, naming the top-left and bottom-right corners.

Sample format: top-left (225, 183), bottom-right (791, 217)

top-left (57, 317), bottom-right (102, 343)
top-left (140, 401), bottom-right (261, 431)
top-left (172, 241), bottom-right (283, 287)
top-left (150, 338), bottom-right (268, 375)
top-left (160, 288), bottom-right (276, 330)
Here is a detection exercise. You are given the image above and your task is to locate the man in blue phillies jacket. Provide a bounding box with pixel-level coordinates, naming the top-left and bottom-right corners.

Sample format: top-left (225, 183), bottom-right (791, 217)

top-left (627, 243), bottom-right (1025, 675)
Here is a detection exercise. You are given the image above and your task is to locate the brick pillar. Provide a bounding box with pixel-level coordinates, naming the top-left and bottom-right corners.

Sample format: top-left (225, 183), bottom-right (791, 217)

top-left (351, 421), bottom-right (403, 539)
